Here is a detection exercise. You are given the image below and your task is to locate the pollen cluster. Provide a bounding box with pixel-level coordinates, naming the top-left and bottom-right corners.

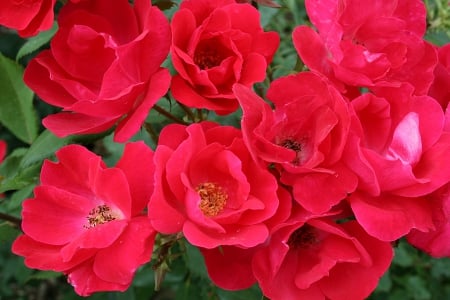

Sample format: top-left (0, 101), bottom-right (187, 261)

top-left (196, 182), bottom-right (228, 217)
top-left (194, 48), bottom-right (223, 70)
top-left (84, 204), bottom-right (117, 229)
top-left (287, 224), bottom-right (318, 249)
top-left (279, 138), bottom-right (303, 165)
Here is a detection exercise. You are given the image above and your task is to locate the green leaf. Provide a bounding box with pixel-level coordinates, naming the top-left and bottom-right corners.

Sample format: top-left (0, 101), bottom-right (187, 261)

top-left (16, 22), bottom-right (58, 61)
top-left (0, 148), bottom-right (28, 179)
top-left (20, 130), bottom-right (72, 168)
top-left (216, 284), bottom-right (263, 300)
top-left (0, 53), bottom-right (38, 144)
top-left (393, 242), bottom-right (414, 267)
top-left (0, 148), bottom-right (40, 193)
top-left (259, 4), bottom-right (279, 27)
top-left (431, 258), bottom-right (450, 279)
top-left (425, 30), bottom-right (450, 46)
top-left (0, 163), bottom-right (40, 193)
top-left (407, 276), bottom-right (431, 300)
top-left (29, 271), bottom-right (62, 280)
top-left (185, 242), bottom-right (209, 279)
top-left (375, 270), bottom-right (392, 293)
top-left (0, 222), bottom-right (20, 243)
top-left (7, 184), bottom-right (34, 212)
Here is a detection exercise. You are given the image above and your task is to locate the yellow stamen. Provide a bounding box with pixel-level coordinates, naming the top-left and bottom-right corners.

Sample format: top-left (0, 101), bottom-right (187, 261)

top-left (196, 182), bottom-right (228, 217)
top-left (84, 204), bottom-right (117, 229)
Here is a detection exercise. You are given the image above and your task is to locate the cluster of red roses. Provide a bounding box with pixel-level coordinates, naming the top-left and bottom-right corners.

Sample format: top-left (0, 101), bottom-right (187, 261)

top-left (1, 0), bottom-right (450, 298)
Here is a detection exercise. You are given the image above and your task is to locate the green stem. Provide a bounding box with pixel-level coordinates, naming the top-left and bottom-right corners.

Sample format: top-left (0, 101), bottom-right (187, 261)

top-left (143, 122), bottom-right (159, 145)
top-left (178, 103), bottom-right (197, 122)
top-left (0, 212), bottom-right (21, 229)
top-left (196, 109), bottom-right (205, 121)
top-left (153, 104), bottom-right (189, 125)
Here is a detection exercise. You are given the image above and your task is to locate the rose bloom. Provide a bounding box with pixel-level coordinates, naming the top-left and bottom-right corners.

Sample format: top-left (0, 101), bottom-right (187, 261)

top-left (0, 0), bottom-right (55, 37)
top-left (252, 209), bottom-right (393, 300)
top-left (233, 72), bottom-right (357, 214)
top-left (428, 44), bottom-right (450, 109)
top-left (148, 121), bottom-right (283, 249)
top-left (0, 140), bottom-right (5, 165)
top-left (12, 142), bottom-right (156, 296)
top-left (343, 84), bottom-right (450, 240)
top-left (293, 0), bottom-right (437, 95)
top-left (253, 211), bottom-right (393, 300)
top-left (407, 183), bottom-right (450, 258)
top-left (170, 0), bottom-right (279, 115)
top-left (198, 186), bottom-right (292, 290)
top-left (24, 0), bottom-right (171, 142)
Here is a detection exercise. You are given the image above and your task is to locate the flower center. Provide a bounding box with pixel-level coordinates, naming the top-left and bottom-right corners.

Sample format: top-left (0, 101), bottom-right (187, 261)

top-left (279, 138), bottom-right (303, 165)
top-left (194, 48), bottom-right (223, 70)
top-left (287, 224), bottom-right (318, 249)
top-left (84, 204), bottom-right (117, 229)
top-left (196, 182), bottom-right (228, 217)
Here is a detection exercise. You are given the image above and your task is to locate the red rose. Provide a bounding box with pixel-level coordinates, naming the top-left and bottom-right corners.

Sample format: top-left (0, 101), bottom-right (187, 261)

top-left (200, 245), bottom-right (259, 290)
top-left (12, 142), bottom-right (156, 296)
top-left (148, 122), bottom-right (281, 249)
top-left (233, 72), bottom-right (357, 214)
top-left (198, 186), bottom-right (292, 290)
top-left (428, 44), bottom-right (450, 109)
top-left (0, 0), bottom-right (55, 37)
top-left (347, 84), bottom-right (450, 197)
top-left (293, 0), bottom-right (437, 95)
top-left (407, 184), bottom-right (450, 258)
top-left (0, 140), bottom-right (5, 165)
top-left (170, 0), bottom-right (279, 114)
top-left (24, 0), bottom-right (171, 142)
top-left (252, 210), bottom-right (393, 300)
top-left (344, 84), bottom-right (450, 240)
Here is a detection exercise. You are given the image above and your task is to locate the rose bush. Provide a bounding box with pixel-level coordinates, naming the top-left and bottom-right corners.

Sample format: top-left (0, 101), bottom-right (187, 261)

top-left (23, 0), bottom-right (171, 142)
top-left (12, 142), bottom-right (156, 296)
top-left (170, 0), bottom-right (279, 114)
top-left (1, 0), bottom-right (450, 299)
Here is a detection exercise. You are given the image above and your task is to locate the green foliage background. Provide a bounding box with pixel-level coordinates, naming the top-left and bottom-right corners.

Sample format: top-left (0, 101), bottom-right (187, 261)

top-left (1, 0), bottom-right (450, 299)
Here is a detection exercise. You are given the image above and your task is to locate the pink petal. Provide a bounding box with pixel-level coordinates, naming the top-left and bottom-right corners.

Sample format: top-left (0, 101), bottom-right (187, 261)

top-left (11, 235), bottom-right (85, 272)
top-left (93, 167), bottom-right (132, 218)
top-left (283, 164), bottom-right (358, 214)
top-left (60, 220), bottom-right (128, 261)
top-left (293, 26), bottom-right (332, 78)
top-left (200, 245), bottom-right (257, 290)
top-left (43, 113), bottom-right (117, 138)
top-left (239, 53), bottom-right (267, 85)
top-left (40, 144), bottom-right (105, 195)
top-left (386, 112), bottom-right (422, 165)
top-left (21, 186), bottom-right (92, 245)
top-left (350, 192), bottom-right (434, 241)
top-left (93, 216), bottom-right (156, 285)
top-left (67, 259), bottom-right (129, 296)
top-left (115, 142), bottom-right (155, 215)
top-left (183, 221), bottom-right (269, 249)
top-left (114, 68), bottom-right (171, 142)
